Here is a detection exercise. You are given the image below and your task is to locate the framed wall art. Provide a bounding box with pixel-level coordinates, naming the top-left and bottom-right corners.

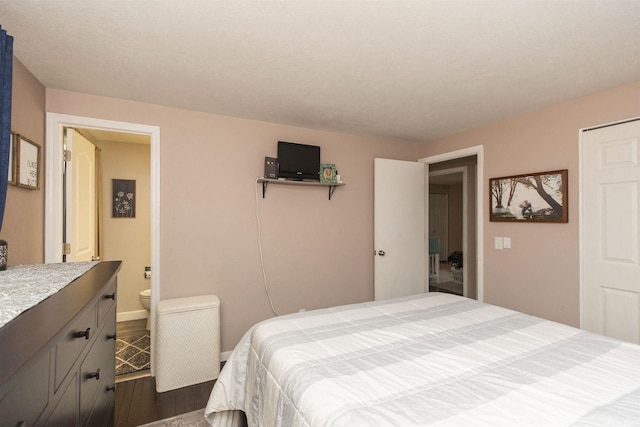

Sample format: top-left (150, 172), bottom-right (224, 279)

top-left (490, 169), bottom-right (568, 223)
top-left (17, 135), bottom-right (40, 189)
top-left (320, 163), bottom-right (337, 183)
top-left (112, 179), bottom-right (136, 218)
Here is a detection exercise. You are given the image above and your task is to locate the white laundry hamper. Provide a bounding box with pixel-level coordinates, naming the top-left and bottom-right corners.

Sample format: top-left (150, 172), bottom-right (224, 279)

top-left (155, 295), bottom-right (221, 392)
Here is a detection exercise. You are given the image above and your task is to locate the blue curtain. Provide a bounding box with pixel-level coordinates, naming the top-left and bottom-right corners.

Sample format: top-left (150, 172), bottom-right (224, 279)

top-left (0, 25), bottom-right (13, 233)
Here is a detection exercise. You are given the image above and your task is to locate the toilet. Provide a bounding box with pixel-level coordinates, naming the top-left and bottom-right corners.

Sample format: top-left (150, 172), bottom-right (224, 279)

top-left (139, 289), bottom-right (151, 330)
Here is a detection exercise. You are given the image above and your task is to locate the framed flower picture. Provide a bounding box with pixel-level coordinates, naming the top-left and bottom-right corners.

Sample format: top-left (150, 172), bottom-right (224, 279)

top-left (112, 179), bottom-right (136, 218)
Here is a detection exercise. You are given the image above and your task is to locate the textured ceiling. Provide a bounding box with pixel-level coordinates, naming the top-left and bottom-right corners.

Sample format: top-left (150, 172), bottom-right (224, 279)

top-left (0, 0), bottom-right (639, 142)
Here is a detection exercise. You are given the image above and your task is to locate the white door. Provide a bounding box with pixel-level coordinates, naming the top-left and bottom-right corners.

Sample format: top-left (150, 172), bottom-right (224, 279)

top-left (65, 128), bottom-right (97, 262)
top-left (429, 193), bottom-right (448, 260)
top-left (374, 158), bottom-right (427, 300)
top-left (581, 119), bottom-right (640, 343)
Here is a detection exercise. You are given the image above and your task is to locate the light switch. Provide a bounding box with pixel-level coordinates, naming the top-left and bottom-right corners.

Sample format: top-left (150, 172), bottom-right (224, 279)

top-left (503, 237), bottom-right (511, 249)
top-left (495, 237), bottom-right (503, 250)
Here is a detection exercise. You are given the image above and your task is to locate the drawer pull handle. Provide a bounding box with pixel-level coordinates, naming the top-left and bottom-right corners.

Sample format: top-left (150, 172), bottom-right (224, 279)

top-left (87, 369), bottom-right (101, 380)
top-left (73, 328), bottom-right (91, 340)
top-left (104, 292), bottom-right (116, 300)
top-left (107, 333), bottom-right (117, 340)
top-left (106, 385), bottom-right (116, 393)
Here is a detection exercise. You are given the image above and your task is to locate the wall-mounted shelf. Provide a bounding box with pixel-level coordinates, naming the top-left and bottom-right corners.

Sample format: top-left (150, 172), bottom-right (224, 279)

top-left (258, 178), bottom-right (345, 200)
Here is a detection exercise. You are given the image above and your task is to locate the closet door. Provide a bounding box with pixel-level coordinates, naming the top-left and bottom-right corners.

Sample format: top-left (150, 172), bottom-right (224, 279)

top-left (581, 119), bottom-right (640, 344)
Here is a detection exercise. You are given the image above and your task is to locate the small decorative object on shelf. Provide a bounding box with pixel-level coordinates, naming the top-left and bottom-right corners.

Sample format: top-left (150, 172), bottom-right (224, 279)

top-left (0, 239), bottom-right (7, 270)
top-left (264, 156), bottom-right (278, 179)
top-left (320, 164), bottom-right (337, 183)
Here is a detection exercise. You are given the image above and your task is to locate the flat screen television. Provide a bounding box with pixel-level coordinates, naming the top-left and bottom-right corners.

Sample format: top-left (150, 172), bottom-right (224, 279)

top-left (277, 141), bottom-right (320, 181)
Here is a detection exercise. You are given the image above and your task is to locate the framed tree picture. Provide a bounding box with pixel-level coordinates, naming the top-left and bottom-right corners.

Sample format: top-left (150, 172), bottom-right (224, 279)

top-left (490, 169), bottom-right (568, 223)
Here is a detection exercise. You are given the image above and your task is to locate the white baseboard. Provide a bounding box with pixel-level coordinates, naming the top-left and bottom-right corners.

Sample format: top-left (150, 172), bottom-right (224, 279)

top-left (220, 351), bottom-right (232, 362)
top-left (117, 309), bottom-right (148, 323)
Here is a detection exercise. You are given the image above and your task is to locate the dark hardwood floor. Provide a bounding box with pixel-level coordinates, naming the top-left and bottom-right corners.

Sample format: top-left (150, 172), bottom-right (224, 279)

top-left (114, 375), bottom-right (215, 427)
top-left (114, 319), bottom-right (216, 426)
top-left (117, 318), bottom-right (148, 337)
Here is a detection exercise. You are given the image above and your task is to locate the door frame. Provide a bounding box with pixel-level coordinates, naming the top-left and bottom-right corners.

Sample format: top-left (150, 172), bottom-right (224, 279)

top-left (45, 113), bottom-right (161, 373)
top-left (419, 145), bottom-right (484, 301)
top-left (578, 116), bottom-right (640, 331)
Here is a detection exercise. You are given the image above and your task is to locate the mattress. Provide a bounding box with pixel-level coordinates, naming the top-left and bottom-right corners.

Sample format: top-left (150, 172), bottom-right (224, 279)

top-left (205, 293), bottom-right (640, 426)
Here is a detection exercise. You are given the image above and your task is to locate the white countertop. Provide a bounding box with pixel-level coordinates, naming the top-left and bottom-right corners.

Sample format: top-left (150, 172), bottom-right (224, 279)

top-left (0, 262), bottom-right (100, 328)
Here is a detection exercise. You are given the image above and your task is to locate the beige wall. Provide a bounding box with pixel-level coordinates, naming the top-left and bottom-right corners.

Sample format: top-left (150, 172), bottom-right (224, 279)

top-left (94, 140), bottom-right (151, 315)
top-left (46, 88), bottom-right (416, 351)
top-left (0, 58), bottom-right (45, 264)
top-left (416, 80), bottom-right (640, 327)
top-left (8, 62), bottom-right (639, 351)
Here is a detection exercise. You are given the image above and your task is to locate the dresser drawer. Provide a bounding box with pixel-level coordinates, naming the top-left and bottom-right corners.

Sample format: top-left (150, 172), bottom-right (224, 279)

top-left (97, 278), bottom-right (116, 327)
top-left (80, 308), bottom-right (116, 425)
top-left (44, 373), bottom-right (77, 427)
top-left (84, 379), bottom-right (116, 427)
top-left (55, 303), bottom-right (98, 391)
top-left (0, 351), bottom-right (50, 427)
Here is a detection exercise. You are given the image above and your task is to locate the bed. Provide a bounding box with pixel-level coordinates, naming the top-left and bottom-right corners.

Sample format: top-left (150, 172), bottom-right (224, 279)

top-left (204, 293), bottom-right (640, 426)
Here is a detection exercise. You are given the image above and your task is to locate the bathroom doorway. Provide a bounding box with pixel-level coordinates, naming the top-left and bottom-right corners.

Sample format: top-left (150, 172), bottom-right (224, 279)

top-left (68, 127), bottom-right (152, 323)
top-left (45, 113), bottom-right (160, 374)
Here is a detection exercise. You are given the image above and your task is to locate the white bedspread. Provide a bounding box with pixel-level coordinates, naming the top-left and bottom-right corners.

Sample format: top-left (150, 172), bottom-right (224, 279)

top-left (205, 293), bottom-right (640, 426)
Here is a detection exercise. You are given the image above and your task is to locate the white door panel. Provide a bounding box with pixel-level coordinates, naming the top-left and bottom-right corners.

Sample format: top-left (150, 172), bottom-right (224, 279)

top-left (581, 119), bottom-right (640, 344)
top-left (374, 158), bottom-right (427, 300)
top-left (66, 129), bottom-right (97, 262)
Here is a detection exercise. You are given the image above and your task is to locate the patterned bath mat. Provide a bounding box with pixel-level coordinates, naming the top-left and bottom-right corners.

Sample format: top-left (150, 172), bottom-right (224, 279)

top-left (116, 333), bottom-right (150, 376)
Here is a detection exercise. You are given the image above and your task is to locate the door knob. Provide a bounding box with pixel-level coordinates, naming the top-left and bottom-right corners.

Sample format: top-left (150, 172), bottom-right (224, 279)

top-left (377, 250), bottom-right (386, 256)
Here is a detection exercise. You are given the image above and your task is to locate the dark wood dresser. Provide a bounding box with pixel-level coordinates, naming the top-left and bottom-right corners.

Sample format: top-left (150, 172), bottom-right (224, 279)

top-left (0, 261), bottom-right (121, 427)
